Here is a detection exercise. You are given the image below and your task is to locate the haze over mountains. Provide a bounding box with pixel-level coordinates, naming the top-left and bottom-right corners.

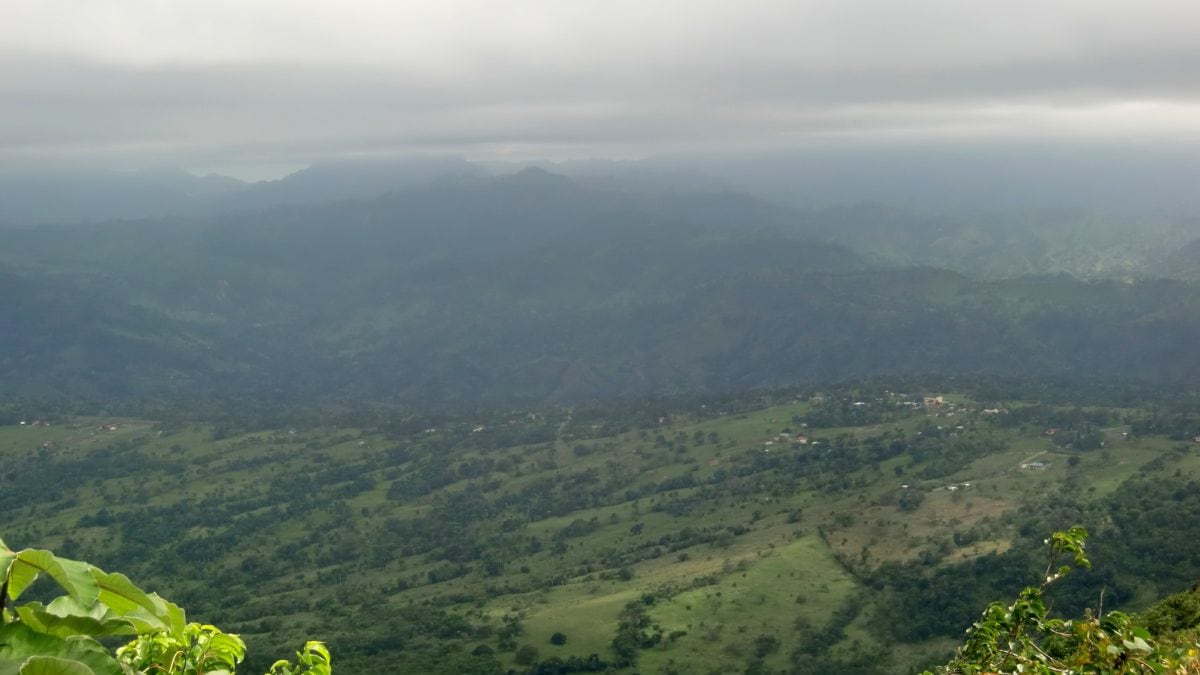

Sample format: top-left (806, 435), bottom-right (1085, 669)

top-left (0, 158), bottom-right (486, 226)
top-left (6, 144), bottom-right (1200, 227)
top-left (3, 159), bottom-right (1199, 405)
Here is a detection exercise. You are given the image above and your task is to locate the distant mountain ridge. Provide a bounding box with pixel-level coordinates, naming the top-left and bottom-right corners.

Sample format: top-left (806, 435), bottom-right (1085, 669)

top-left (795, 203), bottom-right (1200, 281)
top-left (5, 157), bottom-right (1197, 284)
top-left (2, 170), bottom-right (1200, 405)
top-left (0, 157), bottom-right (485, 227)
top-left (211, 157), bottom-right (487, 213)
top-left (0, 168), bottom-right (245, 226)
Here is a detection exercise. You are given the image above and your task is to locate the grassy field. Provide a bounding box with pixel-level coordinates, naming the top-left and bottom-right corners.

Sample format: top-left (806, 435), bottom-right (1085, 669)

top-left (637, 535), bottom-right (856, 674)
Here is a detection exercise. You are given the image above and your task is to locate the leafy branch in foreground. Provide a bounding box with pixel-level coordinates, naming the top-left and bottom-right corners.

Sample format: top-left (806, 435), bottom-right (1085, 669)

top-left (1, 536), bottom-right (330, 674)
top-left (928, 526), bottom-right (1200, 674)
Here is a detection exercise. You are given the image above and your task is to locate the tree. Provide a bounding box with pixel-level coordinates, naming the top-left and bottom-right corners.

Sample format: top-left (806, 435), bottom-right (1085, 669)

top-left (514, 644), bottom-right (540, 665)
top-left (0, 536), bottom-right (329, 674)
top-left (752, 633), bottom-right (779, 658)
top-left (549, 632), bottom-right (567, 646)
top-left (928, 527), bottom-right (1200, 674)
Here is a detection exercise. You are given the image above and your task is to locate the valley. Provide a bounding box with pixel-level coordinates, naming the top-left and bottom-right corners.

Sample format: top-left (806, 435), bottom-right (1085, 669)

top-left (5, 382), bottom-right (1200, 673)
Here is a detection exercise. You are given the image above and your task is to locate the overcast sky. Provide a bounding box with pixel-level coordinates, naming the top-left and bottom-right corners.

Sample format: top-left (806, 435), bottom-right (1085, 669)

top-left (2, 1), bottom-right (1198, 177)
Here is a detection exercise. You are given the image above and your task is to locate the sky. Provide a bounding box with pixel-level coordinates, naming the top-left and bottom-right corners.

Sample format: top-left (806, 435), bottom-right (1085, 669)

top-left (2, 1), bottom-right (1198, 178)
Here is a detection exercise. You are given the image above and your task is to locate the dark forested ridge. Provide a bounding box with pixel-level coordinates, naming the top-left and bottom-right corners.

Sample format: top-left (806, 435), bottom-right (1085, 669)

top-left (3, 169), bottom-right (1200, 406)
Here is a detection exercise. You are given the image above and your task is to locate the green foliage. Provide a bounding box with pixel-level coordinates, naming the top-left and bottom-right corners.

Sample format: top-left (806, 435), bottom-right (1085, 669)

top-left (117, 623), bottom-right (246, 674)
top-left (1139, 590), bottom-right (1200, 637)
top-left (930, 528), bottom-right (1200, 674)
top-left (0, 538), bottom-right (328, 674)
top-left (0, 623), bottom-right (126, 675)
top-left (266, 642), bottom-right (331, 675)
top-left (610, 599), bottom-right (662, 667)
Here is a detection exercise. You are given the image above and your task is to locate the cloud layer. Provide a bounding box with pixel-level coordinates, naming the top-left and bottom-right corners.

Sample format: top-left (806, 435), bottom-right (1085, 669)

top-left (3, 1), bottom-right (1198, 173)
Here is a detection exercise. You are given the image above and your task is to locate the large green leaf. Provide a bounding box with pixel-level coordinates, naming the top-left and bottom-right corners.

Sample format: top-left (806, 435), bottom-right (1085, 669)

top-left (0, 624), bottom-right (123, 675)
top-left (14, 599), bottom-right (136, 639)
top-left (91, 570), bottom-right (185, 638)
top-left (3, 550), bottom-right (99, 606)
top-left (18, 655), bottom-right (97, 675)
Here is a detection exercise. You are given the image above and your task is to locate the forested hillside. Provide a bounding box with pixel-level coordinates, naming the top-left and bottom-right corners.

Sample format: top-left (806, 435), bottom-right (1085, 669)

top-left (3, 171), bottom-right (1200, 405)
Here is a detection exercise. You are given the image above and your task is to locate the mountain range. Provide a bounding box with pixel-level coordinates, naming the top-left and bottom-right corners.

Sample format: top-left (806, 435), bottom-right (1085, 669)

top-left (3, 166), bottom-right (1200, 406)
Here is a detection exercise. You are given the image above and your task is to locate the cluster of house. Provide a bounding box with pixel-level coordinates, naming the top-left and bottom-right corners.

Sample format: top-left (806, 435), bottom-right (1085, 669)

top-left (18, 420), bottom-right (50, 428)
top-left (895, 394), bottom-right (950, 407)
top-left (95, 423), bottom-right (119, 432)
top-left (895, 394), bottom-right (1014, 420)
top-left (762, 431), bottom-right (809, 452)
top-left (1021, 460), bottom-right (1051, 470)
top-left (896, 394), bottom-right (957, 412)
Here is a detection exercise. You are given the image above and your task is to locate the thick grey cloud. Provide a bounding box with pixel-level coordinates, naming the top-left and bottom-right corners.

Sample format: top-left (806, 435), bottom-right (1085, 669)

top-left (2, 1), bottom-right (1198, 175)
